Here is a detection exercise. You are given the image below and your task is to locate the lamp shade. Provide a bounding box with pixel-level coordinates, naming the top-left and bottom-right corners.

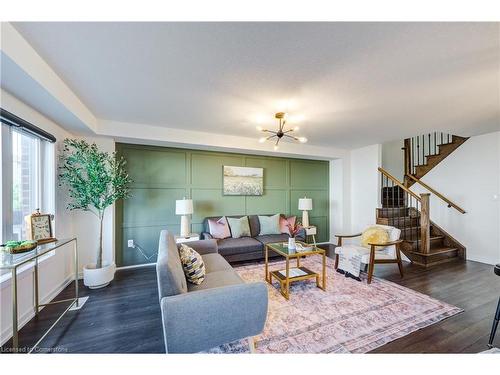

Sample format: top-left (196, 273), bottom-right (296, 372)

top-left (298, 197), bottom-right (312, 211)
top-left (175, 199), bottom-right (193, 215)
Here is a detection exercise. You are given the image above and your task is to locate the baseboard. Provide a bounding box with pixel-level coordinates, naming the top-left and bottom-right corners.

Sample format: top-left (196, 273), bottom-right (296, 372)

top-left (0, 273), bottom-right (75, 346)
top-left (116, 262), bottom-right (156, 271)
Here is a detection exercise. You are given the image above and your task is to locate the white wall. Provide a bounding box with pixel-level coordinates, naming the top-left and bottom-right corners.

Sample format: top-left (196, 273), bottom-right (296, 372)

top-left (381, 139), bottom-right (404, 181)
top-left (330, 156), bottom-right (351, 240)
top-left (350, 144), bottom-right (381, 233)
top-left (412, 131), bottom-right (500, 265)
top-left (0, 89), bottom-right (76, 345)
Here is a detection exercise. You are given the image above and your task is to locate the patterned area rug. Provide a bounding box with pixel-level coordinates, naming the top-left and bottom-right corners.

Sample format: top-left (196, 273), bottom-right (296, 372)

top-left (208, 256), bottom-right (463, 353)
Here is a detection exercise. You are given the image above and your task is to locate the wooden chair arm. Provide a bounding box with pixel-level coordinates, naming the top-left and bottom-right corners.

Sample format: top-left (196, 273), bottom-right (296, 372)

top-left (368, 239), bottom-right (403, 248)
top-left (335, 233), bottom-right (362, 239)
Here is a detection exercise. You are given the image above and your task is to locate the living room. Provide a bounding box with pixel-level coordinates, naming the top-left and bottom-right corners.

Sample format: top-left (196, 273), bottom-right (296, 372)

top-left (1, 1), bottom-right (499, 373)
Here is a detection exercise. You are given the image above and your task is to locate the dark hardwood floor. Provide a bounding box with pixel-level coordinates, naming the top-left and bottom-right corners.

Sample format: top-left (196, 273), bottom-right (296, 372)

top-left (2, 247), bottom-right (499, 353)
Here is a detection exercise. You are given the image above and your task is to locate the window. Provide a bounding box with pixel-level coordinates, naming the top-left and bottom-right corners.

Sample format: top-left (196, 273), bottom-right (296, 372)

top-left (1, 120), bottom-right (55, 244)
top-left (12, 129), bottom-right (41, 240)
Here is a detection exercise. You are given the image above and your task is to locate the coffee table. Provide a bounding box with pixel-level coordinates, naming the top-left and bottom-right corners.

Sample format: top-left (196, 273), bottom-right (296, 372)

top-left (264, 241), bottom-right (326, 300)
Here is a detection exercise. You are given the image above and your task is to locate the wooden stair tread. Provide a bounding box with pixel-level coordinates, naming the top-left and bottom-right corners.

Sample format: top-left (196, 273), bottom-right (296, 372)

top-left (406, 235), bottom-right (444, 243)
top-left (410, 247), bottom-right (458, 257)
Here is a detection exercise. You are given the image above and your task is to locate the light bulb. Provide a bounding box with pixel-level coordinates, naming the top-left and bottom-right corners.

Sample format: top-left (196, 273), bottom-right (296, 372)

top-left (258, 137), bottom-right (267, 143)
top-left (274, 144), bottom-right (279, 151)
top-left (256, 126), bottom-right (263, 131)
top-left (298, 137), bottom-right (308, 143)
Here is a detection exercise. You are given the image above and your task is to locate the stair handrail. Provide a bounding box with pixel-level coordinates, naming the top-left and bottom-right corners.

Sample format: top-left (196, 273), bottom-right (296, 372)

top-left (405, 173), bottom-right (466, 214)
top-left (378, 167), bottom-right (421, 202)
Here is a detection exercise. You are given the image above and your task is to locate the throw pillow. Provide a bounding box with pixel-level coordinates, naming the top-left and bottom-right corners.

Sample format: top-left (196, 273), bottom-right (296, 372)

top-left (279, 215), bottom-right (296, 236)
top-left (178, 244), bottom-right (206, 285)
top-left (207, 216), bottom-right (231, 239)
top-left (361, 226), bottom-right (390, 250)
top-left (227, 216), bottom-right (251, 238)
top-left (258, 214), bottom-right (281, 235)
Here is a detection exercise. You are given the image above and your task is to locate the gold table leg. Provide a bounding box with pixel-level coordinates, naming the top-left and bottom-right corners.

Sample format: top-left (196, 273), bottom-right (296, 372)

top-left (12, 267), bottom-right (18, 352)
top-left (284, 257), bottom-right (290, 300)
top-left (265, 245), bottom-right (269, 283)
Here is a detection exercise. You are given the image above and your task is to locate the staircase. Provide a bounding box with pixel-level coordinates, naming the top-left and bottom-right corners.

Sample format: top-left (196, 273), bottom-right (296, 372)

top-left (376, 185), bottom-right (465, 267)
top-left (404, 132), bottom-right (468, 186)
top-left (377, 132), bottom-right (468, 267)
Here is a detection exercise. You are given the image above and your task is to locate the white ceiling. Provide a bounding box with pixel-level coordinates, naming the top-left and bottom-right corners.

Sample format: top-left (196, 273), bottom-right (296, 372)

top-left (8, 22), bottom-right (500, 148)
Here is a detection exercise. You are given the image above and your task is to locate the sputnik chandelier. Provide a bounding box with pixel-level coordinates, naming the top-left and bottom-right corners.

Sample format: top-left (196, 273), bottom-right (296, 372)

top-left (257, 112), bottom-right (308, 150)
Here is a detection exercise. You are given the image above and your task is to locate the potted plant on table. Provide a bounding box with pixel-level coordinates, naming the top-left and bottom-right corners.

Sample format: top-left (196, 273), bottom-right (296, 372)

top-left (59, 139), bottom-right (132, 289)
top-left (287, 221), bottom-right (303, 251)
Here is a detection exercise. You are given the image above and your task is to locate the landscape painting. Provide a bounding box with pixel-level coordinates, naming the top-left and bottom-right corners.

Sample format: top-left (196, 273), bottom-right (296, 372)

top-left (223, 166), bottom-right (263, 196)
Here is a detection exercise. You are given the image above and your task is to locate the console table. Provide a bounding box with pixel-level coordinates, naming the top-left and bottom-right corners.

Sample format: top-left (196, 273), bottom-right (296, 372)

top-left (0, 238), bottom-right (79, 353)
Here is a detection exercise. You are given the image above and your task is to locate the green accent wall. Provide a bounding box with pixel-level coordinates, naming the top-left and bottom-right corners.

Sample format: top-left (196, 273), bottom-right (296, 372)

top-left (115, 143), bottom-right (330, 266)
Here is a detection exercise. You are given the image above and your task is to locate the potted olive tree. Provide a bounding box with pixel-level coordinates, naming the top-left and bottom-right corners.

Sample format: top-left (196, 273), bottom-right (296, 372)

top-left (59, 139), bottom-right (132, 289)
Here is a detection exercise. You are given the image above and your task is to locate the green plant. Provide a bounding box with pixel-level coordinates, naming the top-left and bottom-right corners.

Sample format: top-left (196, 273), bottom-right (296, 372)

top-left (59, 139), bottom-right (132, 269)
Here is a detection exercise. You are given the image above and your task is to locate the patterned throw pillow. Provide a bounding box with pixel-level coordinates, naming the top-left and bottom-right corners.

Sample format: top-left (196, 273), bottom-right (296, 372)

top-left (178, 244), bottom-right (206, 285)
top-left (258, 214), bottom-right (281, 235)
top-left (279, 215), bottom-right (296, 236)
top-left (207, 216), bottom-right (231, 239)
top-left (361, 226), bottom-right (390, 250)
top-left (227, 216), bottom-right (251, 238)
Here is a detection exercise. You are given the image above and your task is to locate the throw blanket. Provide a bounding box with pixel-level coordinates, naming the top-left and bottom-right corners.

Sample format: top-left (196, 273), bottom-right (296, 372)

top-left (337, 246), bottom-right (364, 281)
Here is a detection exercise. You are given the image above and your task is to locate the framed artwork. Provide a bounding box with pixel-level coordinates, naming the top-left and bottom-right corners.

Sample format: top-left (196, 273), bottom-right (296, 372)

top-left (223, 166), bottom-right (263, 196)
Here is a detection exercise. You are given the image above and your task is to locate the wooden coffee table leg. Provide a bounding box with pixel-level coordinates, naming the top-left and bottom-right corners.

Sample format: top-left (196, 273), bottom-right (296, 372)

top-left (265, 245), bottom-right (269, 282)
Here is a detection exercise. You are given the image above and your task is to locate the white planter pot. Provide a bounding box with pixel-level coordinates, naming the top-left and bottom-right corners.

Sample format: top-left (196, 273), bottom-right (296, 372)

top-left (83, 262), bottom-right (116, 289)
top-left (288, 237), bottom-right (296, 250)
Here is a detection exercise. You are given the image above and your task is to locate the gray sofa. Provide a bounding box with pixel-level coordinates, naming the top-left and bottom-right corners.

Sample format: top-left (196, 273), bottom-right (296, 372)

top-left (156, 230), bottom-right (268, 353)
top-left (201, 214), bottom-right (306, 262)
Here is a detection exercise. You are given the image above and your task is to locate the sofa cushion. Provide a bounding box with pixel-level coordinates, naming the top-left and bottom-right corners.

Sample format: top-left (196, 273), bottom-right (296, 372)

top-left (247, 215), bottom-right (261, 237)
top-left (207, 216), bottom-right (231, 239)
top-left (279, 215), bottom-right (296, 236)
top-left (178, 244), bottom-right (206, 285)
top-left (202, 253), bottom-right (233, 273)
top-left (156, 230), bottom-right (188, 299)
top-left (227, 216), bottom-right (251, 238)
top-left (187, 270), bottom-right (243, 292)
top-left (255, 233), bottom-right (291, 246)
top-left (217, 237), bottom-right (263, 255)
top-left (258, 214), bottom-right (281, 235)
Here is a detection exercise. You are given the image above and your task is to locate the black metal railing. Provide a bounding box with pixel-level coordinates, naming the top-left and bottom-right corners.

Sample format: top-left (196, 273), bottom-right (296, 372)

top-left (380, 169), bottom-right (421, 252)
top-left (408, 132), bottom-right (453, 175)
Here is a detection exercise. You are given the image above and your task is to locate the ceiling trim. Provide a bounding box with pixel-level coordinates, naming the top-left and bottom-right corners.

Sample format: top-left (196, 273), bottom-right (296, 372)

top-left (1, 22), bottom-right (98, 133)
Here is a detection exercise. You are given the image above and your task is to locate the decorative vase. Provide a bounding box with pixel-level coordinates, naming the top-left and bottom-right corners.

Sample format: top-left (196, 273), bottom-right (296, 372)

top-left (288, 237), bottom-right (296, 250)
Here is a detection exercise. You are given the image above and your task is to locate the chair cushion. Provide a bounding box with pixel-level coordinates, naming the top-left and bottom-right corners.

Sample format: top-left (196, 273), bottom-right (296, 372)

top-left (187, 270), bottom-right (243, 292)
top-left (178, 244), bottom-right (206, 285)
top-left (361, 226), bottom-right (390, 249)
top-left (217, 237), bottom-right (263, 255)
top-left (255, 234), bottom-right (291, 246)
top-left (202, 253), bottom-right (233, 273)
top-left (258, 214), bottom-right (281, 235)
top-left (227, 216), bottom-right (251, 238)
top-left (207, 216), bottom-right (231, 239)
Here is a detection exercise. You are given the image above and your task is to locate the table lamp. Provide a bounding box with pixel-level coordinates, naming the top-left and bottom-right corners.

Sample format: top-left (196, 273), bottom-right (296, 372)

top-left (298, 197), bottom-right (312, 227)
top-left (176, 198), bottom-right (193, 238)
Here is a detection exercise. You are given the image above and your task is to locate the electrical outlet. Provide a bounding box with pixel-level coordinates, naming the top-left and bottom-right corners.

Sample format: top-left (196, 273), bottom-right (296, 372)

top-left (128, 239), bottom-right (134, 248)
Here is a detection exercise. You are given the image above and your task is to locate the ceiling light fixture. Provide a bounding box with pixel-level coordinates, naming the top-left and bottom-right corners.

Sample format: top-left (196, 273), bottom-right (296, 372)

top-left (257, 112), bottom-right (307, 149)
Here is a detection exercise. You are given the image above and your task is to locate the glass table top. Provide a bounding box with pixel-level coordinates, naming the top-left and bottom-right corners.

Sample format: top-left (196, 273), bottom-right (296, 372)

top-left (266, 241), bottom-right (324, 257)
top-left (0, 238), bottom-right (75, 269)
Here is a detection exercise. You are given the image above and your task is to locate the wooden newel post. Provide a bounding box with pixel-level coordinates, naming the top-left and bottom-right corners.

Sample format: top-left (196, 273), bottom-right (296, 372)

top-left (420, 193), bottom-right (431, 254)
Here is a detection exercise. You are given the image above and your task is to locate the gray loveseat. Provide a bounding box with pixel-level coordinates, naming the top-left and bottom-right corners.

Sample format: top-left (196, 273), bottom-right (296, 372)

top-left (201, 214), bottom-right (306, 262)
top-left (156, 230), bottom-right (268, 353)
